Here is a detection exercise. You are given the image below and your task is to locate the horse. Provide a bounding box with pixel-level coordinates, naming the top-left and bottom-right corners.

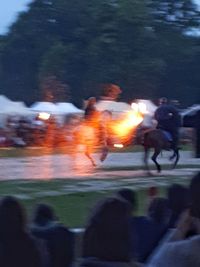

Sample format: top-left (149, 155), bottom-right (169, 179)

top-left (71, 119), bottom-right (109, 167)
top-left (135, 127), bottom-right (180, 173)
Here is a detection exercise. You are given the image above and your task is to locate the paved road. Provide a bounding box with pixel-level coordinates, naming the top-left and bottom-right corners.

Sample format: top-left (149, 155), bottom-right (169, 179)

top-left (0, 151), bottom-right (199, 180)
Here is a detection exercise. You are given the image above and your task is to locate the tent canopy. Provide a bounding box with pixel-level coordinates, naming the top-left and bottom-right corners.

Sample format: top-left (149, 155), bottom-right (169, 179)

top-left (0, 95), bottom-right (32, 115)
top-left (30, 101), bottom-right (83, 115)
top-left (56, 102), bottom-right (83, 114)
top-left (96, 100), bottom-right (132, 113)
top-left (136, 99), bottom-right (157, 115)
top-left (30, 102), bottom-right (62, 114)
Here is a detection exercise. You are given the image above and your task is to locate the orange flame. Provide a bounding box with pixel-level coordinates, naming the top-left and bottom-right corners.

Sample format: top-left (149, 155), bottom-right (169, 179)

top-left (111, 110), bottom-right (143, 143)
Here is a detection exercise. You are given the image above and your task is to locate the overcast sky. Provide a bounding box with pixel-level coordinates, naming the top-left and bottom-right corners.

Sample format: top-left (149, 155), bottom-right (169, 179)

top-left (0, 0), bottom-right (32, 34)
top-left (0, 0), bottom-right (200, 35)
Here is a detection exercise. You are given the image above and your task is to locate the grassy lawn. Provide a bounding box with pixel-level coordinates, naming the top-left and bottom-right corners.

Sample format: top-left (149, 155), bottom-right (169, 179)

top-left (0, 146), bottom-right (141, 158)
top-left (0, 143), bottom-right (193, 158)
top-left (0, 177), bottom-right (190, 228)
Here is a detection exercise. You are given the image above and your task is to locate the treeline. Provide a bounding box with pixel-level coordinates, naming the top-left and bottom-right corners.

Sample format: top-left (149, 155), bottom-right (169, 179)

top-left (0, 0), bottom-right (200, 107)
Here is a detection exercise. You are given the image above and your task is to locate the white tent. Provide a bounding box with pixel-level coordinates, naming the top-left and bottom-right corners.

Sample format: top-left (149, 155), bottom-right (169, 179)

top-left (0, 95), bottom-right (12, 104)
top-left (0, 96), bottom-right (33, 127)
top-left (0, 95), bottom-right (32, 115)
top-left (96, 100), bottom-right (132, 113)
top-left (30, 102), bottom-right (62, 114)
top-left (136, 99), bottom-right (157, 115)
top-left (56, 102), bottom-right (83, 114)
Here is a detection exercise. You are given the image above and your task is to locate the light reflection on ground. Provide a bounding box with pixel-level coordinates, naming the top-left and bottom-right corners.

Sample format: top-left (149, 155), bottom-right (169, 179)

top-left (0, 151), bottom-right (199, 180)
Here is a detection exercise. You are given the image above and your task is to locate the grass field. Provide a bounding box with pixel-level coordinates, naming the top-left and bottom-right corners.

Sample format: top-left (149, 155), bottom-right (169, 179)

top-left (0, 143), bottom-right (193, 158)
top-left (0, 176), bottom-right (191, 228)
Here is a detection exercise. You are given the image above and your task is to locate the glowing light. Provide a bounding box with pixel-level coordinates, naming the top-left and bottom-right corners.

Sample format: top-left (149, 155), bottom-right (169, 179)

top-left (131, 103), bottom-right (139, 112)
top-left (38, 112), bottom-right (50, 120)
top-left (131, 102), bottom-right (148, 114)
top-left (114, 144), bottom-right (124, 148)
top-left (138, 102), bottom-right (148, 114)
top-left (111, 110), bottom-right (144, 143)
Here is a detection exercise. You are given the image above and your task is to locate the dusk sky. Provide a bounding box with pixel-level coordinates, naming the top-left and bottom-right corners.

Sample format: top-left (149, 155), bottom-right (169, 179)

top-left (0, 0), bottom-right (200, 35)
top-left (0, 0), bottom-right (33, 34)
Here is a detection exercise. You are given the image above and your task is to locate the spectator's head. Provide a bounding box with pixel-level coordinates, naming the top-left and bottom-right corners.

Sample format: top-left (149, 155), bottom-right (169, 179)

top-left (189, 172), bottom-right (200, 218)
top-left (33, 204), bottom-right (56, 226)
top-left (0, 196), bottom-right (26, 237)
top-left (148, 197), bottom-right (170, 224)
top-left (117, 188), bottom-right (137, 213)
top-left (167, 184), bottom-right (189, 215)
top-left (83, 197), bottom-right (131, 262)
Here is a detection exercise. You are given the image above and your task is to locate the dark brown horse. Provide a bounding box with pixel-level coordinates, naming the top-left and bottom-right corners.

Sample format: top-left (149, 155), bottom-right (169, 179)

top-left (136, 128), bottom-right (180, 173)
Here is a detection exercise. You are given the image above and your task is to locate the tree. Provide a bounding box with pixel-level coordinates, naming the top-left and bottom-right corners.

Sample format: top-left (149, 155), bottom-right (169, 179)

top-left (40, 75), bottom-right (70, 102)
top-left (0, 0), bottom-right (200, 106)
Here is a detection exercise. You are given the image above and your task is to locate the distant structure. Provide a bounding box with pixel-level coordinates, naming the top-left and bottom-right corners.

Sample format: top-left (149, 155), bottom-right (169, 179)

top-left (195, 110), bottom-right (200, 158)
top-left (183, 107), bottom-right (200, 158)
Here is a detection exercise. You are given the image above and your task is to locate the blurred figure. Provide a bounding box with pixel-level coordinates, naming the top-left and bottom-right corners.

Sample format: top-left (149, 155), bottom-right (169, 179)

top-left (44, 116), bottom-right (57, 147)
top-left (167, 184), bottom-right (189, 228)
top-left (31, 204), bottom-right (74, 267)
top-left (154, 97), bottom-right (181, 150)
top-left (0, 196), bottom-right (42, 267)
top-left (117, 189), bottom-right (168, 263)
top-left (148, 197), bottom-right (170, 225)
top-left (194, 109), bottom-right (200, 158)
top-left (84, 97), bottom-right (99, 123)
top-left (147, 186), bottom-right (158, 206)
top-left (80, 197), bottom-right (140, 267)
top-left (99, 110), bottom-right (113, 162)
top-left (148, 172), bottom-right (200, 267)
top-left (81, 97), bottom-right (103, 166)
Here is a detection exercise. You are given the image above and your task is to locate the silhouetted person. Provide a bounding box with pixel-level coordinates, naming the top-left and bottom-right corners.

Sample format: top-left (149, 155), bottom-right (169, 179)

top-left (154, 97), bottom-right (181, 150)
top-left (80, 197), bottom-right (140, 267)
top-left (167, 184), bottom-right (189, 228)
top-left (31, 204), bottom-right (74, 267)
top-left (84, 97), bottom-right (99, 122)
top-left (0, 196), bottom-right (42, 267)
top-left (148, 172), bottom-right (200, 267)
top-left (118, 189), bottom-right (168, 263)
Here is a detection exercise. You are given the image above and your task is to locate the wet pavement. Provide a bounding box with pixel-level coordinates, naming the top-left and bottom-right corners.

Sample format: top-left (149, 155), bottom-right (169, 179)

top-left (0, 150), bottom-right (199, 180)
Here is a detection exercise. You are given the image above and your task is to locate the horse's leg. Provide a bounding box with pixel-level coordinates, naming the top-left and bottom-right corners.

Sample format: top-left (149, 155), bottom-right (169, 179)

top-left (100, 146), bottom-right (109, 162)
top-left (151, 148), bottom-right (161, 173)
top-left (172, 148), bottom-right (180, 169)
top-left (144, 146), bottom-right (151, 174)
top-left (169, 150), bottom-right (176, 161)
top-left (85, 146), bottom-right (96, 167)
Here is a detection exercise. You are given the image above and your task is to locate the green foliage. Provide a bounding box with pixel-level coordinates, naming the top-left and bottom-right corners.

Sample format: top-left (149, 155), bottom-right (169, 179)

top-left (0, 0), bottom-right (199, 105)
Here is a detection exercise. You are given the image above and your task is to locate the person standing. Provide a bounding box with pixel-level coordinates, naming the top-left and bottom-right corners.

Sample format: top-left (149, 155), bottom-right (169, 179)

top-left (84, 97), bottom-right (99, 123)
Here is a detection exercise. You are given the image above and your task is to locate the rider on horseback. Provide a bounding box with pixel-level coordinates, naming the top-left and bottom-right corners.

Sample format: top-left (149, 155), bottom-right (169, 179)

top-left (154, 97), bottom-right (181, 150)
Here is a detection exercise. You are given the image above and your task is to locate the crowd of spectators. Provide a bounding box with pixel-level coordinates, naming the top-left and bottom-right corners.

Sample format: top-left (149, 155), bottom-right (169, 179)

top-left (0, 115), bottom-right (81, 148)
top-left (0, 171), bottom-right (199, 267)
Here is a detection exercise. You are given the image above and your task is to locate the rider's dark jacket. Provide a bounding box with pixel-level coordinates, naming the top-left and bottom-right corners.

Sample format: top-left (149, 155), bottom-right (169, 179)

top-left (154, 104), bottom-right (181, 145)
